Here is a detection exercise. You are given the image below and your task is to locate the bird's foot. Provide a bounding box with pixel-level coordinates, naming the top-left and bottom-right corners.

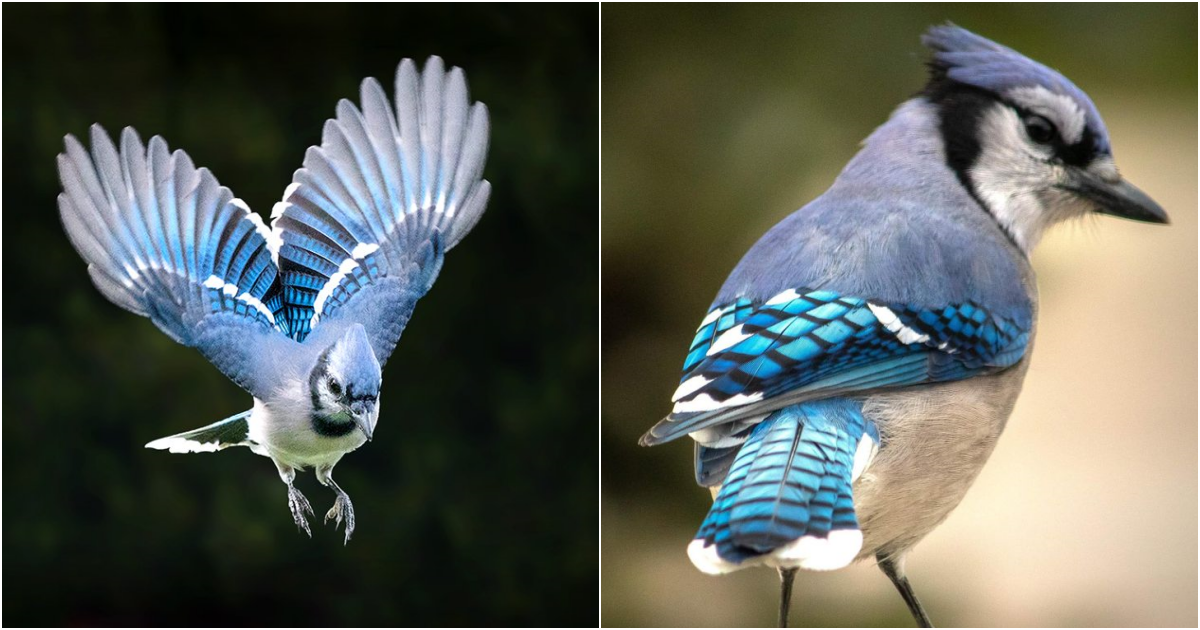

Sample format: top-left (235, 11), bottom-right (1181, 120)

top-left (287, 483), bottom-right (314, 537)
top-left (324, 489), bottom-right (355, 545)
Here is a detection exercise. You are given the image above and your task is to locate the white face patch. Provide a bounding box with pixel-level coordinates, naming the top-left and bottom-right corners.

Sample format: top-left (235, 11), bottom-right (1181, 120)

top-left (1006, 85), bottom-right (1086, 145)
top-left (1088, 155), bottom-right (1120, 183)
top-left (969, 104), bottom-right (1090, 253)
top-left (867, 304), bottom-right (929, 345)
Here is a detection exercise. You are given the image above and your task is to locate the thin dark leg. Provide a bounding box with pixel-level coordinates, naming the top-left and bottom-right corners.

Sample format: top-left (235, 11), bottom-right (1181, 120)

top-left (316, 465), bottom-right (355, 545)
top-left (877, 554), bottom-right (934, 628)
top-left (778, 567), bottom-right (797, 628)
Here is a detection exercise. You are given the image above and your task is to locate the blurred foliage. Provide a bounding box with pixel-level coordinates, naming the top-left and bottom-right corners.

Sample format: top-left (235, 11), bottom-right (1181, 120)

top-left (3, 4), bottom-right (597, 627)
top-left (602, 4), bottom-right (1196, 627)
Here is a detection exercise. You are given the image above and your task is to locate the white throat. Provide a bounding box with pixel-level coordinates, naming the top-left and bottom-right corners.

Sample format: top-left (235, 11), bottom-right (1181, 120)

top-left (968, 105), bottom-right (1091, 253)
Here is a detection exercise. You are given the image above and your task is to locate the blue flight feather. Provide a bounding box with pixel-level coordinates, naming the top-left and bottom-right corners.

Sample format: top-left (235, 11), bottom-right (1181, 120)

top-left (694, 400), bottom-right (874, 564)
top-left (642, 288), bottom-right (1029, 445)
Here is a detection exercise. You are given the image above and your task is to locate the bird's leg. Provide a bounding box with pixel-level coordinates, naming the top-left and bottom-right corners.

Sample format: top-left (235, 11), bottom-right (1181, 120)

top-left (274, 461), bottom-right (313, 537)
top-left (778, 567), bottom-right (798, 628)
top-left (878, 553), bottom-right (934, 628)
top-left (316, 465), bottom-right (355, 545)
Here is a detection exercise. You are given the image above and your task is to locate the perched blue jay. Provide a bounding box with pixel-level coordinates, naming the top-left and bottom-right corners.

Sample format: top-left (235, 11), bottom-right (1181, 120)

top-left (640, 25), bottom-right (1167, 626)
top-left (57, 57), bottom-right (490, 544)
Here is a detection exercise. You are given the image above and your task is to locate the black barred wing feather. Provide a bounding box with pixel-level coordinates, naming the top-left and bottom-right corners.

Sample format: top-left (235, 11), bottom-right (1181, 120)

top-left (641, 288), bottom-right (1031, 446)
top-left (271, 57), bottom-right (490, 363)
top-left (57, 125), bottom-right (297, 399)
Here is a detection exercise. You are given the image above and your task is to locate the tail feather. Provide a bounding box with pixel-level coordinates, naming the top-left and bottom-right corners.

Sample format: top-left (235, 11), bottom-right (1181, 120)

top-left (689, 399), bottom-right (877, 574)
top-left (145, 410), bottom-right (253, 454)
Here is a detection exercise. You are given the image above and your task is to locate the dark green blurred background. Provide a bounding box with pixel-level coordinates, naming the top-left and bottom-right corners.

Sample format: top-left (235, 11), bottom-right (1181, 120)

top-left (603, 4), bottom-right (1196, 627)
top-left (4, 4), bottom-right (596, 626)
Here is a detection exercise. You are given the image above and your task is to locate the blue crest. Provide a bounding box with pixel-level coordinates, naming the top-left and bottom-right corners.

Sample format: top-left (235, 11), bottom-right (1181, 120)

top-left (923, 24), bottom-right (1110, 153)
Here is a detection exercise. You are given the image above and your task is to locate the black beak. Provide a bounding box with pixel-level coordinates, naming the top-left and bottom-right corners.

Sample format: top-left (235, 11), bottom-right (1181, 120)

top-left (350, 401), bottom-right (374, 441)
top-left (1063, 169), bottom-right (1169, 225)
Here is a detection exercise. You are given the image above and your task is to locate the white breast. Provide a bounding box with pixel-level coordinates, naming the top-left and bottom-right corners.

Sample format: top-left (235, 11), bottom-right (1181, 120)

top-left (246, 397), bottom-right (368, 470)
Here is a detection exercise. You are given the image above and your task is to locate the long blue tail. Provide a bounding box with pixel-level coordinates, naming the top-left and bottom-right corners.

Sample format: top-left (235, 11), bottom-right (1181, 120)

top-left (688, 399), bottom-right (878, 573)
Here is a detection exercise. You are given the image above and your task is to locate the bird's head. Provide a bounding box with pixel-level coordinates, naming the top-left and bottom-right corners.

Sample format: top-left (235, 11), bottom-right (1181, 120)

top-left (310, 324), bottom-right (382, 440)
top-left (921, 24), bottom-right (1167, 252)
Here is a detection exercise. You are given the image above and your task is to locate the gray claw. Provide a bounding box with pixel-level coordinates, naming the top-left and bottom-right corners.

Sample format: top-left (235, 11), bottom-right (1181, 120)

top-left (325, 490), bottom-right (355, 545)
top-left (287, 484), bottom-right (314, 537)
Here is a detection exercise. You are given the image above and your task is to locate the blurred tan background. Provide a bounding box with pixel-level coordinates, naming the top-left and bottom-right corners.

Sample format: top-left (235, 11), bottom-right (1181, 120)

top-left (601, 4), bottom-right (1196, 627)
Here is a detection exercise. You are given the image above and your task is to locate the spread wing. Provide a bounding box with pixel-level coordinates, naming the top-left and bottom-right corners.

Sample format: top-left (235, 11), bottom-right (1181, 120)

top-left (641, 287), bottom-right (1031, 446)
top-left (270, 56), bottom-right (490, 365)
top-left (57, 125), bottom-right (298, 399)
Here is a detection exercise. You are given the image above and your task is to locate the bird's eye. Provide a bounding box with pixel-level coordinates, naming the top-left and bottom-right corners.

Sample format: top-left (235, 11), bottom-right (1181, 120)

top-left (1023, 115), bottom-right (1057, 145)
top-left (328, 378), bottom-right (342, 396)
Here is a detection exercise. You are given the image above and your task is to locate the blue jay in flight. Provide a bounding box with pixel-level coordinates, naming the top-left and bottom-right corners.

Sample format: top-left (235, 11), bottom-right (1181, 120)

top-left (640, 25), bottom-right (1166, 626)
top-left (57, 57), bottom-right (490, 544)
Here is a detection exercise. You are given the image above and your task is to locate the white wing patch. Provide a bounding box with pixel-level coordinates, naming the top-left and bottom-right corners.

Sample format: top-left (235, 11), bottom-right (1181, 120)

top-left (144, 435), bottom-right (224, 453)
top-left (707, 324), bottom-right (750, 356)
top-left (867, 303), bottom-right (929, 345)
top-left (203, 275), bottom-right (277, 325)
top-left (120, 259), bottom-right (178, 286)
top-left (672, 391), bottom-right (763, 414)
top-left (699, 303), bottom-right (730, 327)
top-left (765, 288), bottom-right (801, 306)
top-left (308, 243), bottom-right (381, 329)
top-left (672, 375), bottom-right (713, 401)
top-left (351, 242), bottom-right (380, 259)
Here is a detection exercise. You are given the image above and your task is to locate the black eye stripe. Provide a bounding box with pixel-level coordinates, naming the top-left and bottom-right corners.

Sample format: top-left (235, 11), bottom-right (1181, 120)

top-left (1005, 101), bottom-right (1099, 166)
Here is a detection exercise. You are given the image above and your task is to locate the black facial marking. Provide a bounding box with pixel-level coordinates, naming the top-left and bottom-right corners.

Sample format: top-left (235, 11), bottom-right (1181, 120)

top-left (308, 346), bottom-right (355, 438)
top-left (925, 64), bottom-right (1104, 168)
top-left (1007, 104), bottom-right (1101, 167)
top-left (309, 347), bottom-right (332, 410)
top-left (921, 77), bottom-right (995, 212)
top-left (1061, 126), bottom-right (1101, 166)
top-left (312, 412), bottom-right (358, 438)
